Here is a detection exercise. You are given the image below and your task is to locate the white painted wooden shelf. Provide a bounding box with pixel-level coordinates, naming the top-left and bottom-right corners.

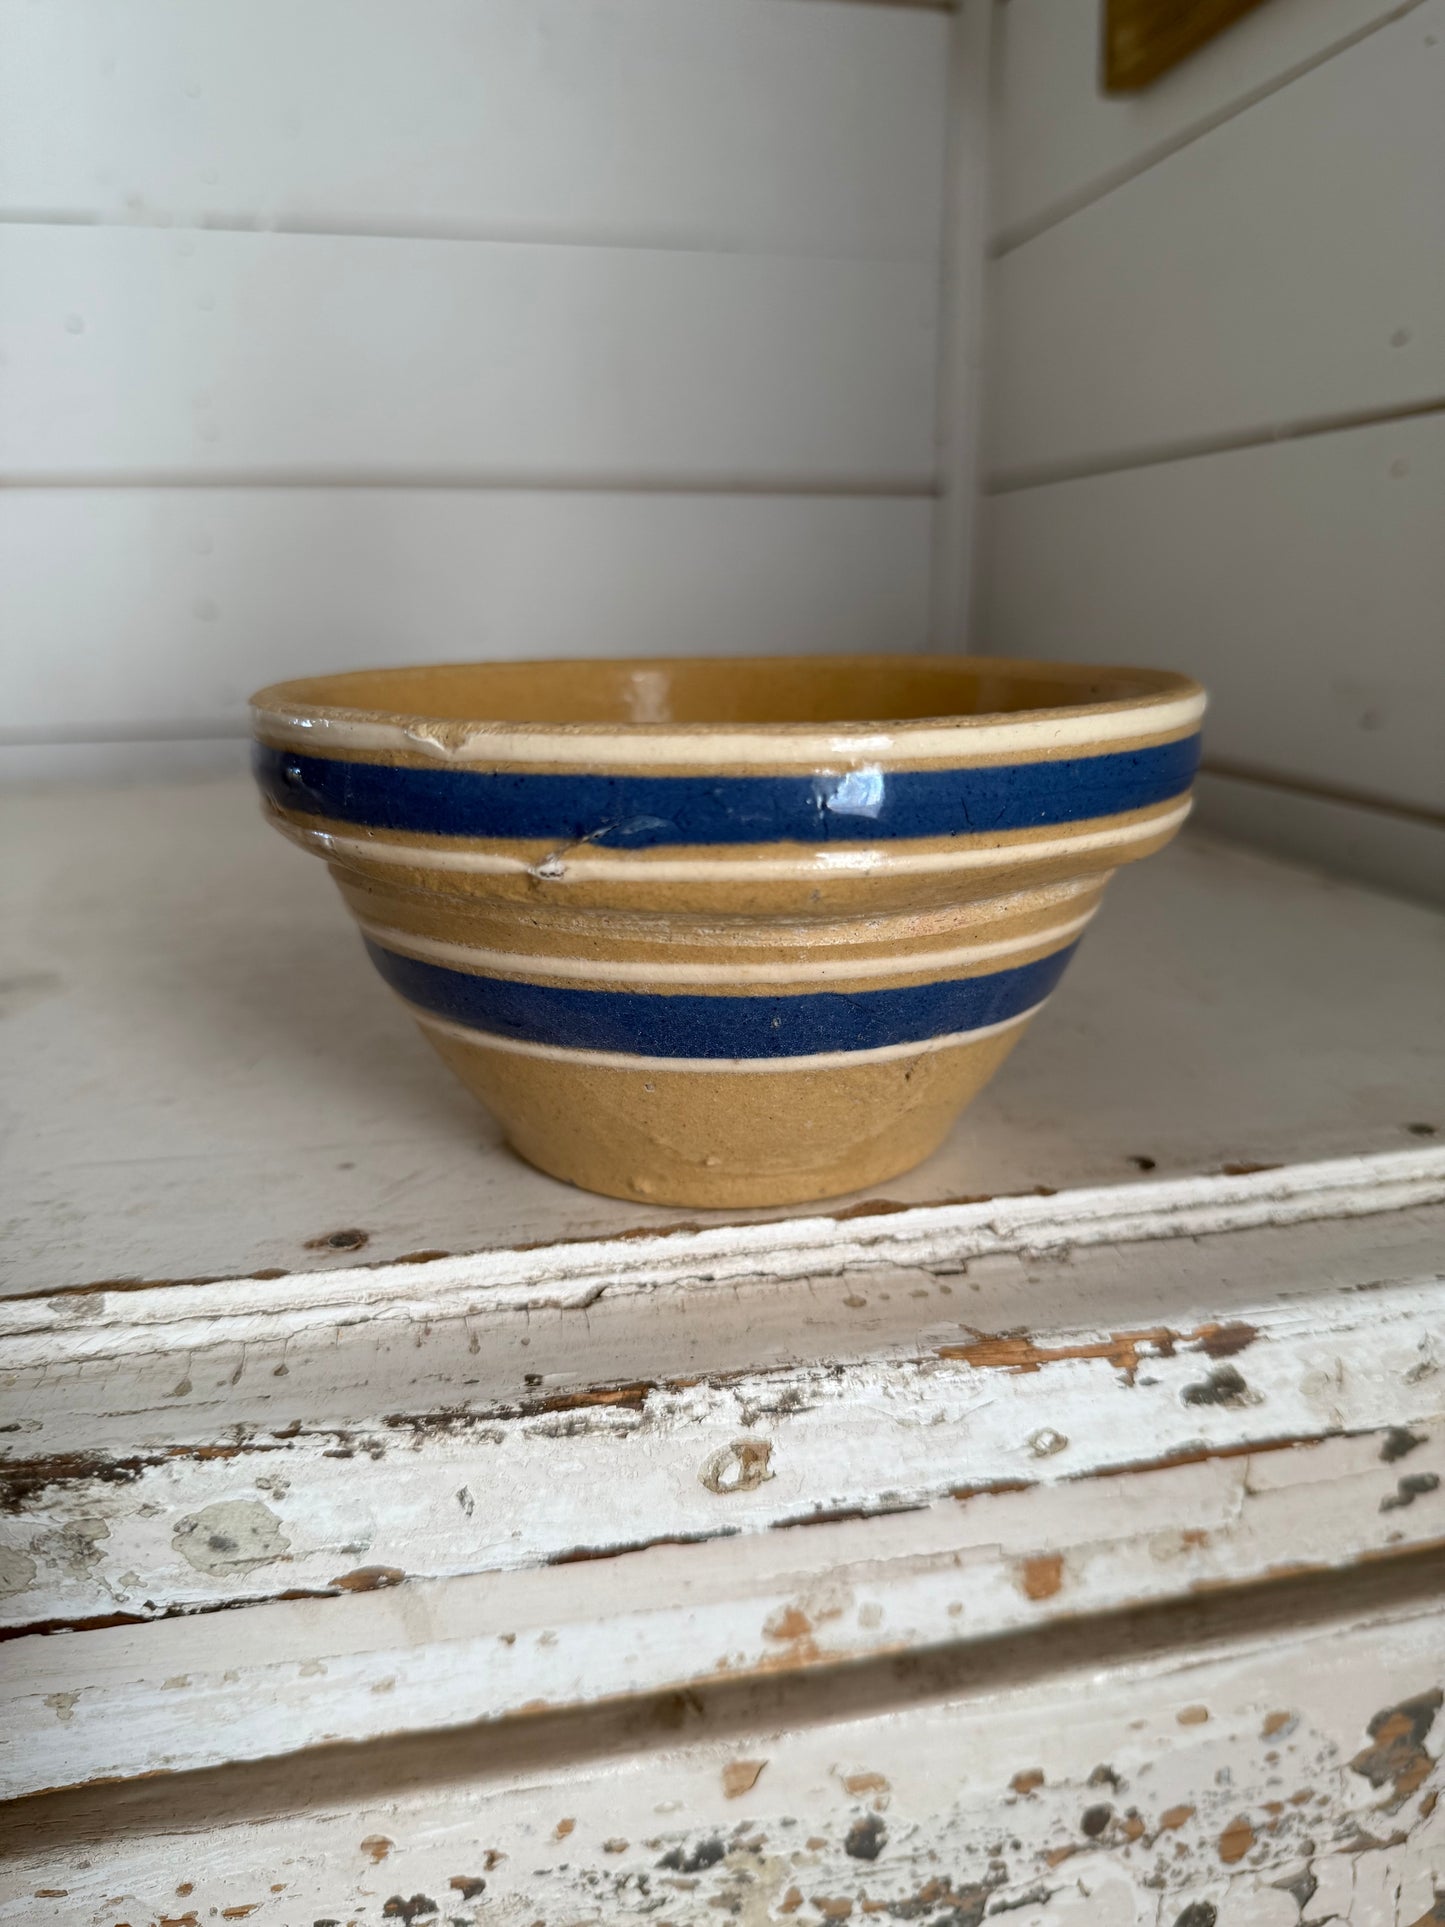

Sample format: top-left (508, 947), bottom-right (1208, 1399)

top-left (2, 776), bottom-right (1444, 1922)
top-left (5, 777), bottom-right (1443, 1297)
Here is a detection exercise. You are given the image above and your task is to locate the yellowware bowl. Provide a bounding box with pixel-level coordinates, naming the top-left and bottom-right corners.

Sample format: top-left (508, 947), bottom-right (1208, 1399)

top-left (252, 656), bottom-right (1204, 1208)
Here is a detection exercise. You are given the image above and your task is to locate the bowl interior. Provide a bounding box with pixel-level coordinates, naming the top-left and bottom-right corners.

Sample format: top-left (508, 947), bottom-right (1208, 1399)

top-left (253, 655), bottom-right (1196, 733)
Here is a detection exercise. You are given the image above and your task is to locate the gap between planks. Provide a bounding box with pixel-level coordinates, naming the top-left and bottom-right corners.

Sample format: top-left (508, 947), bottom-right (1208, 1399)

top-left (6, 1513), bottom-right (1445, 1802)
top-left (6, 1585), bottom-right (1441, 1923)
top-left (0, 205), bottom-right (950, 259)
top-left (1200, 758), bottom-right (1445, 832)
top-left (985, 394), bottom-right (1445, 496)
top-left (0, 468), bottom-right (941, 497)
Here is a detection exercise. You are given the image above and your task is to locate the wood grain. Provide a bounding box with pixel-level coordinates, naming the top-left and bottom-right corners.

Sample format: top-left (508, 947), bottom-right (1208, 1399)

top-left (3, 1206), bottom-right (1444, 1791)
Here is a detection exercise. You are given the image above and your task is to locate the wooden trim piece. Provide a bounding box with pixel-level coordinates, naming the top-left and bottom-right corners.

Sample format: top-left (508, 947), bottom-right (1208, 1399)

top-left (4, 1411), bottom-right (1443, 1796)
top-left (3, 1576), bottom-right (1443, 1922)
top-left (3, 1148), bottom-right (1442, 1367)
top-left (3, 1266), bottom-right (1441, 1631)
top-left (1104, 0), bottom-right (1271, 93)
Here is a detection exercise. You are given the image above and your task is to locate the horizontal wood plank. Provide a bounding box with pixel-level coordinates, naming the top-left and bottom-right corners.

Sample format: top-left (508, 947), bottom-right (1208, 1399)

top-left (3, 781), bottom-right (1444, 1293)
top-left (0, 490), bottom-right (932, 740)
top-left (0, 0), bottom-right (948, 258)
top-left (3, 1243), bottom-right (1441, 1630)
top-left (983, 415), bottom-right (1445, 817)
top-left (992, 0), bottom-right (1411, 243)
top-left (4, 1584), bottom-right (1442, 1920)
top-left (6, 1206), bottom-right (1441, 1449)
top-left (1194, 770), bottom-right (1445, 905)
top-left (6, 1454), bottom-right (1445, 1801)
top-left (988, 0), bottom-right (1445, 479)
top-left (0, 225), bottom-right (937, 483)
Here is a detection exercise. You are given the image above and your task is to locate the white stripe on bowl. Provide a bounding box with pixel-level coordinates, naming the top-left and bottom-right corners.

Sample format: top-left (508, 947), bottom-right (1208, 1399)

top-left (276, 797), bottom-right (1191, 879)
top-left (406, 998), bottom-right (1045, 1072)
top-left (254, 688), bottom-right (1205, 769)
top-left (356, 907), bottom-right (1097, 987)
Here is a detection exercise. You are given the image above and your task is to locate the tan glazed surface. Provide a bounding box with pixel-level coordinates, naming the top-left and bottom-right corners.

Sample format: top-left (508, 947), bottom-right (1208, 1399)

top-left (252, 656), bottom-right (1205, 1205)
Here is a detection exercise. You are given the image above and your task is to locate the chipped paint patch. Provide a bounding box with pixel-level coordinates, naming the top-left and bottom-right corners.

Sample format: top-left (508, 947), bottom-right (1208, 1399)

top-left (0, 1547), bottom-right (36, 1598)
top-left (843, 1813), bottom-right (886, 1860)
top-left (700, 1437), bottom-right (774, 1495)
top-left (722, 1759), bottom-right (767, 1798)
top-left (1349, 1689), bottom-right (1443, 1805)
top-left (172, 1500), bottom-right (288, 1577)
top-left (937, 1320), bottom-right (1258, 1385)
top-left (842, 1770), bottom-right (890, 1800)
top-left (1018, 1553), bottom-right (1064, 1600)
top-left (1383, 1474), bottom-right (1441, 1513)
top-left (1182, 1365), bottom-right (1254, 1408)
top-left (332, 1565), bottom-right (405, 1592)
top-left (1217, 1813), bottom-right (1255, 1862)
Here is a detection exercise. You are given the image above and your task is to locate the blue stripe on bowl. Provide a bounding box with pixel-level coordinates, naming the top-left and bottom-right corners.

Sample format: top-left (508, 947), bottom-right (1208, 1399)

top-left (255, 736), bottom-right (1199, 847)
top-left (365, 938), bottom-right (1079, 1059)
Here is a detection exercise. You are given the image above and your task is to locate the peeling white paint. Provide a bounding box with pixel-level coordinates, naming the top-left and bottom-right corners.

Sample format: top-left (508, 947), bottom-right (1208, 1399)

top-left (4, 1592), bottom-right (1441, 1923)
top-left (4, 1148), bottom-right (1443, 1368)
top-left (4, 1272), bottom-right (1441, 1630)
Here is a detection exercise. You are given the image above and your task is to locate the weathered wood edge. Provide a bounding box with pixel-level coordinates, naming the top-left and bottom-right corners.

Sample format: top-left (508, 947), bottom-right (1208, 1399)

top-left (5, 1147), bottom-right (1442, 1366)
top-left (4, 1264), bottom-right (1443, 1795)
top-left (6, 1590), bottom-right (1441, 1923)
top-left (4, 1269), bottom-right (1442, 1629)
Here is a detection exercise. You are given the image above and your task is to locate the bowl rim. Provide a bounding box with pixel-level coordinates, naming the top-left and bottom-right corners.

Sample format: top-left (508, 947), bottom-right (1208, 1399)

top-left (252, 656), bottom-right (1205, 769)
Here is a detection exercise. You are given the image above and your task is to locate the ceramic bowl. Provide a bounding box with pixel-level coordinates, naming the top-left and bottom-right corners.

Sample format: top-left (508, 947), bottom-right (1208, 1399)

top-left (252, 656), bottom-right (1204, 1207)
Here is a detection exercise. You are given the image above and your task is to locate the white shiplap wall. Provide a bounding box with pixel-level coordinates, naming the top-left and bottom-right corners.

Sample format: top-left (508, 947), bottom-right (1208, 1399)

top-left (982, 0), bottom-right (1445, 903)
top-left (0, 0), bottom-right (962, 772)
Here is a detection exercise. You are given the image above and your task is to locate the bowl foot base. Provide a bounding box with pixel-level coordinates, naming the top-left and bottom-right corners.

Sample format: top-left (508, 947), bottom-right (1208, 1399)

top-left (418, 1019), bottom-right (1030, 1209)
